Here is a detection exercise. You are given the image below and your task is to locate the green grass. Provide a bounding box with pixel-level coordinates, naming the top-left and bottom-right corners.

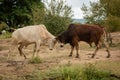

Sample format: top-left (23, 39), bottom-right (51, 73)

top-left (43, 65), bottom-right (82, 80)
top-left (0, 32), bottom-right (11, 39)
top-left (25, 64), bottom-right (119, 80)
top-left (28, 57), bottom-right (42, 64)
top-left (110, 43), bottom-right (120, 50)
top-left (0, 62), bottom-right (119, 80)
top-left (95, 60), bottom-right (120, 75)
top-left (81, 64), bottom-right (110, 80)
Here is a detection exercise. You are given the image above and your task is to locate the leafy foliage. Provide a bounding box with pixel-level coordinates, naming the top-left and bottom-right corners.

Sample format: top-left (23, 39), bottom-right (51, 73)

top-left (26, 64), bottom-right (116, 80)
top-left (0, 0), bottom-right (73, 35)
top-left (44, 15), bottom-right (71, 35)
top-left (44, 0), bottom-right (73, 35)
top-left (31, 0), bottom-right (45, 25)
top-left (0, 0), bottom-right (44, 28)
top-left (100, 0), bottom-right (120, 17)
top-left (100, 0), bottom-right (120, 32)
top-left (81, 1), bottom-right (106, 24)
top-left (106, 15), bottom-right (120, 32)
top-left (0, 31), bottom-right (11, 39)
top-left (81, 64), bottom-right (110, 80)
top-left (0, 22), bottom-right (8, 32)
top-left (81, 0), bottom-right (120, 32)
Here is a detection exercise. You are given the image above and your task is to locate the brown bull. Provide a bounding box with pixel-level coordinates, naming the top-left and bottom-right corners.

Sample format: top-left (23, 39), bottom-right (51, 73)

top-left (54, 24), bottom-right (110, 58)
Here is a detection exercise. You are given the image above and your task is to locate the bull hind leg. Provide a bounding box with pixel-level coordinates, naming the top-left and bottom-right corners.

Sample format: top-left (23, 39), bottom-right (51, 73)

top-left (91, 46), bottom-right (99, 58)
top-left (102, 40), bottom-right (110, 58)
top-left (18, 44), bottom-right (27, 59)
top-left (32, 43), bottom-right (37, 57)
top-left (33, 43), bottom-right (37, 53)
top-left (100, 35), bottom-right (110, 58)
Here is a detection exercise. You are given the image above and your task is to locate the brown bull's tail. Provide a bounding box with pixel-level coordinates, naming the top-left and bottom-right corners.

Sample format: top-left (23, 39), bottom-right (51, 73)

top-left (101, 27), bottom-right (111, 58)
top-left (102, 27), bottom-right (112, 45)
top-left (102, 27), bottom-right (107, 42)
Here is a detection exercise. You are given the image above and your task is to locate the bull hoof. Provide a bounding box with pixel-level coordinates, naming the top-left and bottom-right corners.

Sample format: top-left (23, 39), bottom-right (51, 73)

top-left (69, 54), bottom-right (72, 57)
top-left (75, 56), bottom-right (79, 58)
top-left (106, 55), bottom-right (110, 58)
top-left (91, 54), bottom-right (95, 58)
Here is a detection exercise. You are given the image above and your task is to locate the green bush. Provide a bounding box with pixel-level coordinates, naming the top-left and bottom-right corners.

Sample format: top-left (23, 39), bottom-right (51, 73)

top-left (81, 64), bottom-right (110, 80)
top-left (26, 64), bottom-right (119, 80)
top-left (44, 66), bottom-right (82, 80)
top-left (0, 22), bottom-right (9, 32)
top-left (28, 57), bottom-right (42, 64)
top-left (0, 31), bottom-right (11, 39)
top-left (44, 15), bottom-right (71, 35)
top-left (106, 15), bottom-right (120, 32)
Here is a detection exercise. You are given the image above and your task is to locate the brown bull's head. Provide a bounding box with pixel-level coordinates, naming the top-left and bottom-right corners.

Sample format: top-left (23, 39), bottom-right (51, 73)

top-left (55, 35), bottom-right (66, 48)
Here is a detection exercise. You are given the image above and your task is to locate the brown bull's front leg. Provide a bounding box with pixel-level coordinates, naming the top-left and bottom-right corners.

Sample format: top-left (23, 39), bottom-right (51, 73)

top-left (91, 44), bottom-right (100, 58)
top-left (75, 43), bottom-right (79, 58)
top-left (69, 45), bottom-right (74, 57)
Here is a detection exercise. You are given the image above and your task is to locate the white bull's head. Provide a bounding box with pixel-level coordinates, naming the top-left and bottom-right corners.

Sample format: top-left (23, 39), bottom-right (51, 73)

top-left (48, 38), bottom-right (57, 50)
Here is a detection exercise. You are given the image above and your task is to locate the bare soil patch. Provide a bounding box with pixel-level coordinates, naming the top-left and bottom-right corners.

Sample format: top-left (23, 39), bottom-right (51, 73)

top-left (0, 32), bottom-right (120, 78)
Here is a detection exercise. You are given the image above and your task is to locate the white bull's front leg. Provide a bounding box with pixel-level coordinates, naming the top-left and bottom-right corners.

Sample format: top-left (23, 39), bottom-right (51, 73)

top-left (33, 40), bottom-right (41, 57)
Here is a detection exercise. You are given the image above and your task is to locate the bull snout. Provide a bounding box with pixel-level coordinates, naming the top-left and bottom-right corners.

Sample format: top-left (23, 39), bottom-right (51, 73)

top-left (60, 45), bottom-right (64, 47)
top-left (49, 49), bottom-right (53, 50)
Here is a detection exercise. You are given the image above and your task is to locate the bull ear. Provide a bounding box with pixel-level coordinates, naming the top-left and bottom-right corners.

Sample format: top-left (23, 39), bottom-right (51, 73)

top-left (53, 37), bottom-right (57, 43)
top-left (55, 37), bottom-right (58, 41)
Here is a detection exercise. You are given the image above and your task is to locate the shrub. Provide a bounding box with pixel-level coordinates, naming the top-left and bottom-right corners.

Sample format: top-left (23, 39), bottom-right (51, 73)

top-left (0, 22), bottom-right (9, 32)
top-left (81, 64), bottom-right (110, 80)
top-left (0, 31), bottom-right (11, 39)
top-left (106, 15), bottom-right (120, 32)
top-left (27, 64), bottom-right (117, 80)
top-left (44, 66), bottom-right (82, 80)
top-left (44, 14), bottom-right (71, 35)
top-left (28, 57), bottom-right (42, 64)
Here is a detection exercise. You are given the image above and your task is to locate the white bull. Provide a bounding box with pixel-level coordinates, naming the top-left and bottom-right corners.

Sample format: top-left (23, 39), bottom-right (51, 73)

top-left (8, 24), bottom-right (55, 59)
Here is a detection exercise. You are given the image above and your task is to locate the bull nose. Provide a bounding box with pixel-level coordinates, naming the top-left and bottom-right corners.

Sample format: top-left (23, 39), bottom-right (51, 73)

top-left (50, 49), bottom-right (53, 50)
top-left (60, 45), bottom-right (64, 47)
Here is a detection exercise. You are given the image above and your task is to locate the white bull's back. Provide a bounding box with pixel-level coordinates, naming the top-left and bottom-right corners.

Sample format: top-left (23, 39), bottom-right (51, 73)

top-left (12, 24), bottom-right (51, 43)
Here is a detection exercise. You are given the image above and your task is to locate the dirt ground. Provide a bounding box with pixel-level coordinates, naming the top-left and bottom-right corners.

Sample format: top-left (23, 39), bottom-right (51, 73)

top-left (0, 32), bottom-right (120, 78)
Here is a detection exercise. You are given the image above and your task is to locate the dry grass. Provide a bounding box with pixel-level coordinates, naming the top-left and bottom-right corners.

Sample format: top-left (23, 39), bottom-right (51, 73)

top-left (95, 60), bottom-right (120, 75)
top-left (0, 32), bottom-right (120, 80)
